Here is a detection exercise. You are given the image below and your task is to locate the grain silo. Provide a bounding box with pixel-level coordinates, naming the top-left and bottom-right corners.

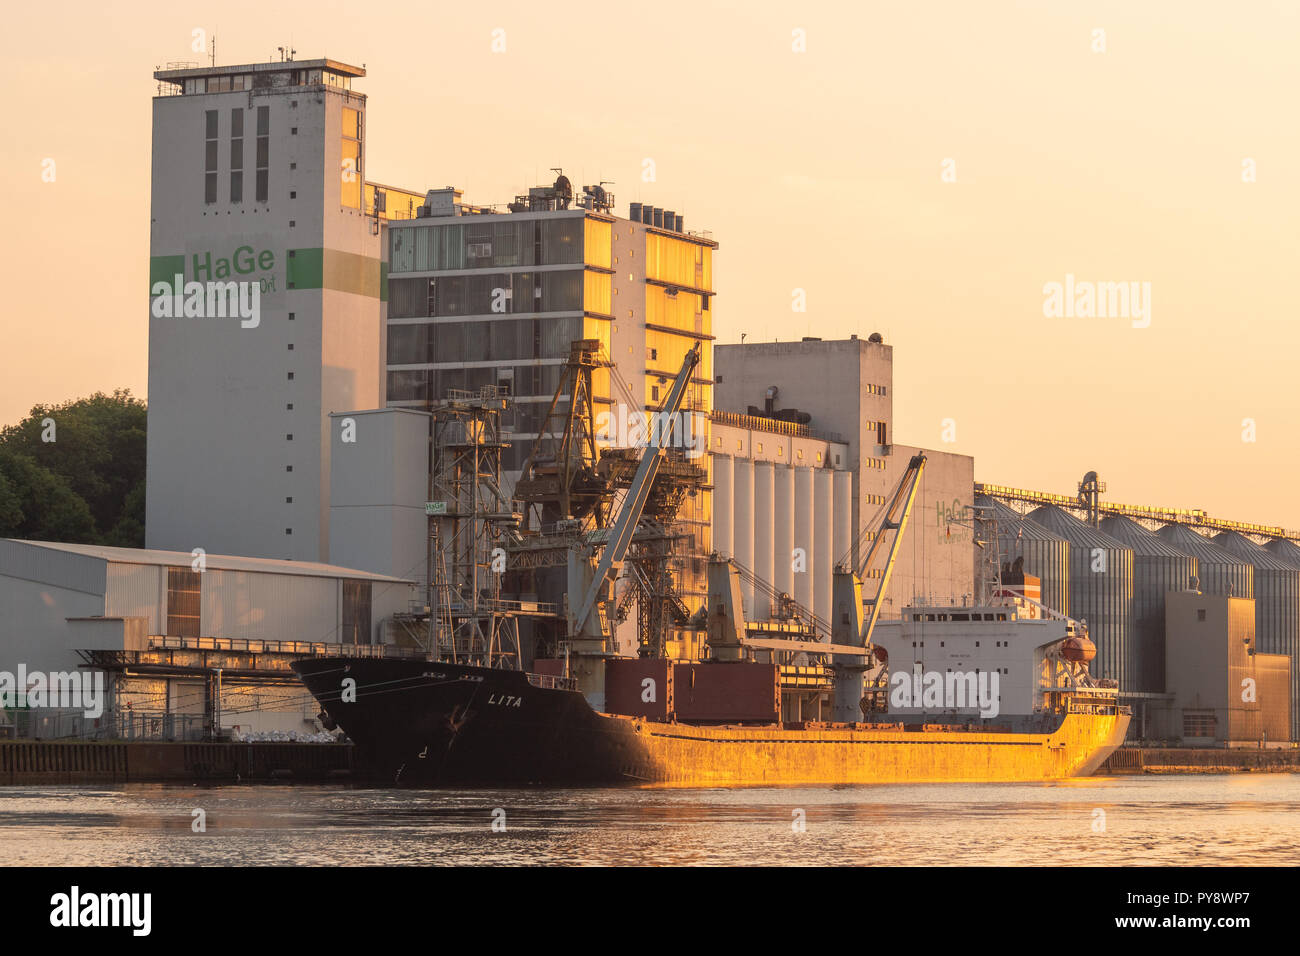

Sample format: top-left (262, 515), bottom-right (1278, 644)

top-left (1027, 506), bottom-right (1134, 692)
top-left (974, 496), bottom-right (1070, 613)
top-left (1099, 515), bottom-right (1196, 696)
top-left (1216, 532), bottom-right (1299, 742)
top-left (1155, 525), bottom-right (1254, 599)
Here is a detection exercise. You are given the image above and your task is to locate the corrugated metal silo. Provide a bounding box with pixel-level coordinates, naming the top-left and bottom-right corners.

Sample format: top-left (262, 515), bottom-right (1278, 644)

top-left (1216, 531), bottom-right (1299, 742)
top-left (1027, 506), bottom-right (1134, 691)
top-left (1155, 524), bottom-right (1254, 599)
top-left (1264, 538), bottom-right (1300, 566)
top-left (974, 496), bottom-right (1070, 614)
top-left (1098, 515), bottom-right (1196, 695)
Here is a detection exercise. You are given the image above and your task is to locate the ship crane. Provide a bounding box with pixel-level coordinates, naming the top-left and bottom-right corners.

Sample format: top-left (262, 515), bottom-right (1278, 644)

top-left (833, 453), bottom-right (927, 651)
top-left (826, 453), bottom-right (925, 719)
top-left (568, 342), bottom-right (701, 649)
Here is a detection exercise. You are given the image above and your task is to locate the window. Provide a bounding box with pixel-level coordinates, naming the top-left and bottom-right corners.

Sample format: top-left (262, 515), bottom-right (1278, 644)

top-left (342, 580), bottom-right (373, 644)
top-left (285, 528), bottom-right (293, 535)
top-left (286, 497), bottom-right (293, 503)
top-left (204, 110), bottom-right (218, 203)
top-left (166, 568), bottom-right (201, 637)
top-left (255, 106), bottom-right (270, 202)
top-left (1197, 609), bottom-right (1207, 621)
top-left (341, 107), bottom-right (362, 208)
top-left (287, 372), bottom-right (294, 380)
top-left (229, 109), bottom-right (243, 203)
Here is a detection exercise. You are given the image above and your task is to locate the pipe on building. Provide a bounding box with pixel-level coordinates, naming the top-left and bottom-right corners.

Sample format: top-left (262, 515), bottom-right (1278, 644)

top-left (753, 462), bottom-right (775, 622)
top-left (713, 454), bottom-right (733, 559)
top-left (734, 458), bottom-right (755, 619)
top-left (833, 470), bottom-right (853, 574)
top-left (814, 469), bottom-right (834, 629)
top-left (774, 465), bottom-right (795, 602)
top-left (793, 467), bottom-right (815, 615)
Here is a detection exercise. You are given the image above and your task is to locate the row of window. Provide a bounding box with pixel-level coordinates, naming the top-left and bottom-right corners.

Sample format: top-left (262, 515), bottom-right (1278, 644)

top-left (909, 612), bottom-right (1010, 624)
top-left (180, 69), bottom-right (351, 96)
top-left (390, 218), bottom-right (586, 273)
top-left (387, 367), bottom-right (570, 408)
top-left (388, 272), bottom-right (590, 319)
top-left (388, 316), bottom-right (584, 366)
top-left (204, 107), bottom-right (269, 204)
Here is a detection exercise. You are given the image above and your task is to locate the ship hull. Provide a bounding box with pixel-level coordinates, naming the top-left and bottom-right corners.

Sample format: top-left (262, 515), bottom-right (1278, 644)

top-left (292, 658), bottom-right (1130, 787)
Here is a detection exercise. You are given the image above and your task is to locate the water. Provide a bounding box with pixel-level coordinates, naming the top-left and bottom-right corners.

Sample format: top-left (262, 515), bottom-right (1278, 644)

top-left (1, 774), bottom-right (1296, 866)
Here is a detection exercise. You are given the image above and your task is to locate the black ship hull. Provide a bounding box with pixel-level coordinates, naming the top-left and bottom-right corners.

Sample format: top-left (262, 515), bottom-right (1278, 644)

top-left (291, 656), bottom-right (1131, 787)
top-left (291, 657), bottom-right (646, 785)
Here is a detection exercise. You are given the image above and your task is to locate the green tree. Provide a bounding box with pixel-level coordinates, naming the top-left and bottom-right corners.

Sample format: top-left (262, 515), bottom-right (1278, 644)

top-left (0, 389), bottom-right (146, 545)
top-left (0, 448), bottom-right (96, 541)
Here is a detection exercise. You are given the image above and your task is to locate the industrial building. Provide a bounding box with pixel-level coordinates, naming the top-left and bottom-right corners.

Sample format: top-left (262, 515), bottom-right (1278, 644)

top-left (714, 337), bottom-right (976, 620)
top-left (3, 49), bottom-right (1285, 746)
top-left (0, 539), bottom-right (416, 739)
top-left (146, 58), bottom-right (421, 564)
top-left (976, 482), bottom-right (1299, 743)
top-left (1155, 592), bottom-right (1291, 746)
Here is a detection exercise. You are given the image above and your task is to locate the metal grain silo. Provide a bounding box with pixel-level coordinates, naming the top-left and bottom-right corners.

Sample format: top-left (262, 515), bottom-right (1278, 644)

top-left (1155, 525), bottom-right (1254, 599)
top-left (974, 496), bottom-right (1070, 614)
top-left (1264, 538), bottom-right (1300, 566)
top-left (1099, 515), bottom-right (1196, 696)
top-left (1027, 506), bottom-right (1134, 692)
top-left (1217, 532), bottom-right (1299, 742)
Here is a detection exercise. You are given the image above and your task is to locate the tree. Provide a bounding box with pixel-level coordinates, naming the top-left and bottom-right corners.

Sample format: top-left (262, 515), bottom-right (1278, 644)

top-left (0, 448), bottom-right (96, 541)
top-left (0, 389), bottom-right (146, 546)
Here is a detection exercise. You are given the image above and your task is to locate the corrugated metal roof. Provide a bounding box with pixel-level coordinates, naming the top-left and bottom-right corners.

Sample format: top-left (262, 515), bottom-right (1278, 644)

top-left (1098, 515), bottom-right (1189, 557)
top-left (1155, 524), bottom-right (1251, 566)
top-left (1, 539), bottom-right (412, 584)
top-left (1213, 531), bottom-right (1297, 570)
top-left (1027, 505), bottom-right (1130, 551)
top-left (974, 496), bottom-right (1067, 540)
top-left (1264, 538), bottom-right (1300, 568)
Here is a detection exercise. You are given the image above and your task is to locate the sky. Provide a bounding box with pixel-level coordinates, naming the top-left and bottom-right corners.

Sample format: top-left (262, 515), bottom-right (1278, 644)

top-left (2, 1), bottom-right (1298, 525)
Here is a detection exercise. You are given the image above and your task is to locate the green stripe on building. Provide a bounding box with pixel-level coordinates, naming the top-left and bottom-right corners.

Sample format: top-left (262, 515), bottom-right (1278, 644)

top-left (289, 248), bottom-right (383, 298)
top-left (151, 249), bottom-right (383, 298)
top-left (149, 255), bottom-right (185, 288)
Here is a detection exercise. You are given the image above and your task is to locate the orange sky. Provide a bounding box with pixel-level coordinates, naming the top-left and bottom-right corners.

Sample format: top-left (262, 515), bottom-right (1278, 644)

top-left (2, 1), bottom-right (1297, 525)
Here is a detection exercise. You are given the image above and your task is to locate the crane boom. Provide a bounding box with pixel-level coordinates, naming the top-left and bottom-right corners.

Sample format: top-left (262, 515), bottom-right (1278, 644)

top-left (571, 343), bottom-right (701, 637)
top-left (840, 453), bottom-right (926, 647)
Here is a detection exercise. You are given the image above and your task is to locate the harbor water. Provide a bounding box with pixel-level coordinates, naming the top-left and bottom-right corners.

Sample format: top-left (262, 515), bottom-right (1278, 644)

top-left (1, 774), bottom-right (1297, 866)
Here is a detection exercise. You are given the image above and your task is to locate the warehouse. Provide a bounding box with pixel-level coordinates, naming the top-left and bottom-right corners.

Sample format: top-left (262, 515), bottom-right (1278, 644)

top-left (0, 539), bottom-right (417, 739)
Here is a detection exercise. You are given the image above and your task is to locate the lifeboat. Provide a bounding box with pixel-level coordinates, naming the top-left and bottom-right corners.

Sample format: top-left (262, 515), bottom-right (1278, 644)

top-left (1060, 635), bottom-right (1097, 663)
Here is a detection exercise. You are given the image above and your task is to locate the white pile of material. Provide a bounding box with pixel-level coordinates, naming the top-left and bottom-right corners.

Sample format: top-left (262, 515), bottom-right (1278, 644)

top-left (228, 729), bottom-right (340, 743)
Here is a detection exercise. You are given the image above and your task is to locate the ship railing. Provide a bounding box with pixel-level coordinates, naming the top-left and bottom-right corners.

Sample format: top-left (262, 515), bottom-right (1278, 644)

top-left (146, 635), bottom-right (431, 660)
top-left (526, 673), bottom-right (577, 692)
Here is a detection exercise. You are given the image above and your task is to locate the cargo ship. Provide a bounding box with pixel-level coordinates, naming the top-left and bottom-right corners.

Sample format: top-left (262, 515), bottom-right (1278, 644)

top-left (292, 581), bottom-right (1129, 787)
top-left (293, 343), bottom-right (1128, 786)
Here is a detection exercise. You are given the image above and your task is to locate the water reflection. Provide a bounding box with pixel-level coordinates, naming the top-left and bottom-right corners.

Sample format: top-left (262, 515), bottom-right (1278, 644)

top-left (0, 775), bottom-right (1296, 866)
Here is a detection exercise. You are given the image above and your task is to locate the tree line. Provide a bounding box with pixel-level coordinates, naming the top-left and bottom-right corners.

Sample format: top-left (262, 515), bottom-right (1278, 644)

top-left (0, 390), bottom-right (146, 546)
